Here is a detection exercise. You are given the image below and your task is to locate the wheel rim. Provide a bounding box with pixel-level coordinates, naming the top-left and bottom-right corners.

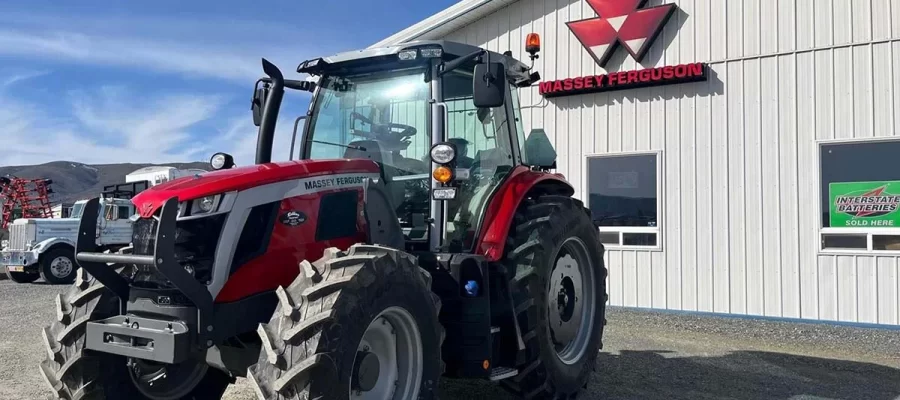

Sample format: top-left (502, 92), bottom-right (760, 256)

top-left (50, 256), bottom-right (73, 278)
top-left (547, 236), bottom-right (597, 365)
top-left (350, 306), bottom-right (423, 400)
top-left (129, 357), bottom-right (209, 400)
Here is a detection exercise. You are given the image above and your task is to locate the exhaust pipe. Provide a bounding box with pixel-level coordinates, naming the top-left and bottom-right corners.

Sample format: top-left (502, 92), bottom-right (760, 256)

top-left (256, 58), bottom-right (285, 164)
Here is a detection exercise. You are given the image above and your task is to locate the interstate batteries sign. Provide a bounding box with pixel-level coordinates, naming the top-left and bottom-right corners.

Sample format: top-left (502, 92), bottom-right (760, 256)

top-left (829, 181), bottom-right (900, 227)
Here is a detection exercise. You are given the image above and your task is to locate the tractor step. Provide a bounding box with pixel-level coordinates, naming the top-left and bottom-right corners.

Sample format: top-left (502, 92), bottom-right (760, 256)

top-left (489, 367), bottom-right (518, 381)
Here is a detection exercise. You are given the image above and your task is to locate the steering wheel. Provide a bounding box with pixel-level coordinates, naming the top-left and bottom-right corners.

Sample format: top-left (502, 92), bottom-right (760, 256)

top-left (350, 111), bottom-right (418, 139)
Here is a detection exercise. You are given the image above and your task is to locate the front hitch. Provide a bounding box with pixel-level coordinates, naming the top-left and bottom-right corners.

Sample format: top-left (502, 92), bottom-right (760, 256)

top-left (76, 197), bottom-right (214, 319)
top-left (75, 197), bottom-right (217, 363)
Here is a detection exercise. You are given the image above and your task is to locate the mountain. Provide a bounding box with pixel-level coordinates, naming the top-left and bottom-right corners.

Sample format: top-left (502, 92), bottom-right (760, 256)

top-left (0, 161), bottom-right (210, 204)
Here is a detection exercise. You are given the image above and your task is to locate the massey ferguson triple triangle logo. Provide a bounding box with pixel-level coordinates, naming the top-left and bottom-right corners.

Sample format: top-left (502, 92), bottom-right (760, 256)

top-left (567, 0), bottom-right (676, 67)
top-left (539, 0), bottom-right (708, 98)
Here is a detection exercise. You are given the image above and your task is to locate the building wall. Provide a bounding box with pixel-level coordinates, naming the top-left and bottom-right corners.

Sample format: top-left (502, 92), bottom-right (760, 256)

top-left (439, 0), bottom-right (900, 325)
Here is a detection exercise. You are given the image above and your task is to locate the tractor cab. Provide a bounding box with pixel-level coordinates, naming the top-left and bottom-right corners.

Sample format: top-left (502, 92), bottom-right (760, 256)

top-left (236, 39), bottom-right (550, 255)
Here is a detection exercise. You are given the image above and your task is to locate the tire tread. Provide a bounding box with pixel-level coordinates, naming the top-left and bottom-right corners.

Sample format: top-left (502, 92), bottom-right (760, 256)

top-left (499, 195), bottom-right (607, 399)
top-left (248, 243), bottom-right (445, 399)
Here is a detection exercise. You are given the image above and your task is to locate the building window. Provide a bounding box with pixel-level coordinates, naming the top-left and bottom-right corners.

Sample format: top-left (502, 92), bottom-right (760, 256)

top-left (586, 152), bottom-right (661, 249)
top-left (819, 139), bottom-right (900, 252)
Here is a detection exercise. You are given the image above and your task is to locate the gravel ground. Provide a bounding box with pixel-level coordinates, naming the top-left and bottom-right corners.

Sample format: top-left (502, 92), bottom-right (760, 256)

top-left (2, 280), bottom-right (899, 400)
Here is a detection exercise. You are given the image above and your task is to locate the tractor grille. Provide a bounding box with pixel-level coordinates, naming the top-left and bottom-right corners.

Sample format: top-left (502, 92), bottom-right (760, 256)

top-left (7, 224), bottom-right (34, 250)
top-left (131, 215), bottom-right (226, 284)
top-left (132, 218), bottom-right (158, 256)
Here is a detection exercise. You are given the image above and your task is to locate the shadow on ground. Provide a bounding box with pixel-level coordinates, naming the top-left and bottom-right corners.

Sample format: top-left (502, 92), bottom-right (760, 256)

top-left (438, 350), bottom-right (900, 400)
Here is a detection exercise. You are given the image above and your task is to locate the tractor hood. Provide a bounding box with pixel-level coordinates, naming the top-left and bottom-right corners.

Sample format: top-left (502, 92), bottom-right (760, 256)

top-left (132, 158), bottom-right (380, 218)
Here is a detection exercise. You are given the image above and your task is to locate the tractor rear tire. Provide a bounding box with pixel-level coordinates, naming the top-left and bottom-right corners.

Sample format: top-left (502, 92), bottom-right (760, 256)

top-left (247, 243), bottom-right (445, 400)
top-left (6, 268), bottom-right (39, 283)
top-left (500, 195), bottom-right (607, 399)
top-left (38, 266), bottom-right (231, 400)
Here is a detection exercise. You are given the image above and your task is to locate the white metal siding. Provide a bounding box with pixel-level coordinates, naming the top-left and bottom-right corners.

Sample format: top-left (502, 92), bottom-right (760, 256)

top-left (438, 0), bottom-right (900, 325)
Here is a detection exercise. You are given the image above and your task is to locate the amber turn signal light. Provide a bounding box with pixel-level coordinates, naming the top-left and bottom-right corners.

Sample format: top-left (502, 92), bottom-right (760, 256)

top-left (526, 33), bottom-right (541, 54)
top-left (433, 166), bottom-right (453, 183)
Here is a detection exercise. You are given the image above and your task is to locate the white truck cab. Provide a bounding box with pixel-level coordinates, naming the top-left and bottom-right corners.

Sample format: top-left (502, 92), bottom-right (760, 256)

top-left (1, 167), bottom-right (205, 284)
top-left (0, 197), bottom-right (135, 284)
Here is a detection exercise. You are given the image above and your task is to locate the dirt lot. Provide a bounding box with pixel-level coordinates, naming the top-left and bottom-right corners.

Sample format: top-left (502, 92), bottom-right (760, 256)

top-left (2, 280), bottom-right (898, 400)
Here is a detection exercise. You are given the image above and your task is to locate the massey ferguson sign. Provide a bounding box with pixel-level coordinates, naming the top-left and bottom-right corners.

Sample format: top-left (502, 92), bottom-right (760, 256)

top-left (540, 0), bottom-right (708, 98)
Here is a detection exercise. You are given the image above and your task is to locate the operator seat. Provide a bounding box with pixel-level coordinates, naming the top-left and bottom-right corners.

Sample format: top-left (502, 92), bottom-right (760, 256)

top-left (472, 148), bottom-right (511, 175)
top-left (343, 140), bottom-right (405, 208)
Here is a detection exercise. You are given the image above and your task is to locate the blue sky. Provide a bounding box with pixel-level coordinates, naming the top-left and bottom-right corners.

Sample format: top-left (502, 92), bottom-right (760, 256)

top-left (0, 0), bottom-right (456, 166)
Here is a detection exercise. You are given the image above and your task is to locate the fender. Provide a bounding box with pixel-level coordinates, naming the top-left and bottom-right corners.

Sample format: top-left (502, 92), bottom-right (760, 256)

top-left (33, 237), bottom-right (76, 254)
top-left (475, 165), bottom-right (575, 261)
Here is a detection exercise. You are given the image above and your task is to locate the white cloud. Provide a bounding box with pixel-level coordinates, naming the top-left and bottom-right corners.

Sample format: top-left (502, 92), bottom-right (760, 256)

top-left (0, 75), bottom-right (308, 167)
top-left (2, 70), bottom-right (50, 87)
top-left (0, 83), bottom-right (229, 166)
top-left (0, 11), bottom-right (341, 84)
top-left (0, 29), bottom-right (271, 83)
top-left (70, 87), bottom-right (225, 151)
top-left (0, 10), bottom-right (334, 166)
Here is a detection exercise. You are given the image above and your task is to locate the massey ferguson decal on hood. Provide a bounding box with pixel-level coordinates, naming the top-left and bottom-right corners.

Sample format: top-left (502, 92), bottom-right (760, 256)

top-left (829, 181), bottom-right (900, 227)
top-left (540, 0), bottom-right (709, 98)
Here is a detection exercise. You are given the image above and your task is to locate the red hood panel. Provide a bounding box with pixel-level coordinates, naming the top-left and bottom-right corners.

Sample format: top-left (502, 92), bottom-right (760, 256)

top-left (132, 159), bottom-right (380, 217)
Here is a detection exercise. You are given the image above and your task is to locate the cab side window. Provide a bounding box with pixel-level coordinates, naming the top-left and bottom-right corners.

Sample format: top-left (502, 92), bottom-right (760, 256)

top-left (441, 68), bottom-right (517, 249)
top-left (118, 206), bottom-right (132, 219)
top-left (508, 83), bottom-right (528, 166)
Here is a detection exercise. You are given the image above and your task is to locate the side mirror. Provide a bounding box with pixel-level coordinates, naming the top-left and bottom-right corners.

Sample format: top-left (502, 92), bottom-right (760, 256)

top-left (251, 83), bottom-right (271, 127)
top-left (472, 62), bottom-right (506, 108)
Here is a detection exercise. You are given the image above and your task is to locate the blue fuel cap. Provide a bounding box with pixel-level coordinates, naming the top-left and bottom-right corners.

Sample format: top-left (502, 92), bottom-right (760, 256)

top-left (464, 280), bottom-right (479, 297)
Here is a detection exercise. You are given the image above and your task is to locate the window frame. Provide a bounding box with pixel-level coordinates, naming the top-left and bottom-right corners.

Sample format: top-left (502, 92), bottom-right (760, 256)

top-left (583, 150), bottom-right (663, 251)
top-left (817, 136), bottom-right (900, 255)
top-left (506, 82), bottom-right (526, 166)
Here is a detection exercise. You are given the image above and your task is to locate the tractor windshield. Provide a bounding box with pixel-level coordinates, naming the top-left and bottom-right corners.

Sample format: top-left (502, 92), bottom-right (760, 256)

top-left (305, 69), bottom-right (432, 175)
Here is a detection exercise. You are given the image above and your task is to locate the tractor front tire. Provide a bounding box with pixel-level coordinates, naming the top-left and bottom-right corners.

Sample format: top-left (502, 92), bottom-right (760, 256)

top-left (248, 244), bottom-right (445, 400)
top-left (39, 266), bottom-right (231, 400)
top-left (501, 195), bottom-right (607, 399)
top-left (6, 267), bottom-right (39, 283)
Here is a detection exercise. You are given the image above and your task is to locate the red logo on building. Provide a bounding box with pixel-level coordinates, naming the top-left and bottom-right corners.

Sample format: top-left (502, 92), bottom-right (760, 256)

top-left (567, 0), bottom-right (677, 67)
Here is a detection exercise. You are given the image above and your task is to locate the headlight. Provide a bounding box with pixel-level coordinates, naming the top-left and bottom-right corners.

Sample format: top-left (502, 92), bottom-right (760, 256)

top-left (210, 152), bottom-right (235, 170)
top-left (419, 47), bottom-right (443, 58)
top-left (198, 196), bottom-right (216, 212)
top-left (189, 195), bottom-right (222, 215)
top-left (430, 143), bottom-right (456, 164)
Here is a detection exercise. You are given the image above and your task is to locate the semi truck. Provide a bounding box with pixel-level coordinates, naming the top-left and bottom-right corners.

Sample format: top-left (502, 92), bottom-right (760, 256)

top-left (1, 167), bottom-right (207, 284)
top-left (0, 181), bottom-right (147, 284)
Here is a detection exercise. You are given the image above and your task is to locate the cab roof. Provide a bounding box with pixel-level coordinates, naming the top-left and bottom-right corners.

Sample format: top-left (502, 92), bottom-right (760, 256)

top-left (297, 40), bottom-right (533, 85)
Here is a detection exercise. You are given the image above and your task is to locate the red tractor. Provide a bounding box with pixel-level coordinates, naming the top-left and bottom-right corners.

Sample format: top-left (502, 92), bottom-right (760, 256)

top-left (39, 36), bottom-right (607, 400)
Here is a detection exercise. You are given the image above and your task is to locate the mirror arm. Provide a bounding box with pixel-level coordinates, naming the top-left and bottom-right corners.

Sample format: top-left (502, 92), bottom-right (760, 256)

top-left (439, 49), bottom-right (485, 77)
top-left (483, 51), bottom-right (493, 87)
top-left (284, 79), bottom-right (316, 92)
